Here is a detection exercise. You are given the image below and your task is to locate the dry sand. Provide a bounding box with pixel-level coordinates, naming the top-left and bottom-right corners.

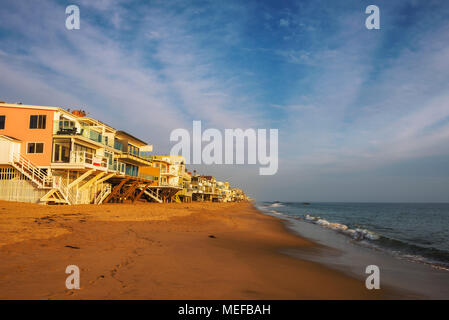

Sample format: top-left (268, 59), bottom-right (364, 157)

top-left (0, 200), bottom-right (394, 299)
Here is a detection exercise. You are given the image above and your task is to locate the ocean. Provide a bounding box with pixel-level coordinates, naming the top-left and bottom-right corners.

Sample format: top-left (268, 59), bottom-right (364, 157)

top-left (257, 201), bottom-right (449, 298)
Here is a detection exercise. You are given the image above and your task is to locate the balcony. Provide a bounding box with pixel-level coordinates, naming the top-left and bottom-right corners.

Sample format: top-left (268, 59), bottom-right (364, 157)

top-left (160, 167), bottom-right (181, 176)
top-left (53, 120), bottom-right (109, 146)
top-left (136, 173), bottom-right (159, 184)
top-left (114, 152), bottom-right (152, 166)
top-left (52, 150), bottom-right (108, 171)
top-left (159, 181), bottom-right (182, 188)
top-left (178, 188), bottom-right (193, 197)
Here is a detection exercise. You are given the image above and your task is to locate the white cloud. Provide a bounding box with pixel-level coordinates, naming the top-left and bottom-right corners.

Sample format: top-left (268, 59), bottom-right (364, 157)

top-left (276, 12), bottom-right (449, 178)
top-left (0, 0), bottom-right (261, 149)
top-left (279, 18), bottom-right (290, 27)
top-left (146, 31), bottom-right (163, 40)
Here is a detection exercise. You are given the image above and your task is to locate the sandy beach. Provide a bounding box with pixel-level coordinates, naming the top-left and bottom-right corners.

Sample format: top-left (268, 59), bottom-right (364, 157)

top-left (0, 200), bottom-right (393, 299)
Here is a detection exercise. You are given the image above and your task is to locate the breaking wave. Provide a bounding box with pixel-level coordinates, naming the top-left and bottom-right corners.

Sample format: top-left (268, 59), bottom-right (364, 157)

top-left (268, 202), bottom-right (284, 208)
top-left (256, 202), bottom-right (449, 270)
top-left (303, 214), bottom-right (380, 241)
top-left (301, 214), bottom-right (449, 270)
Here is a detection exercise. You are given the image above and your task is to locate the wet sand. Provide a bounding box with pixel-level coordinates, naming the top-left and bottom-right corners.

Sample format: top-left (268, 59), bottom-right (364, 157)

top-left (0, 200), bottom-right (395, 299)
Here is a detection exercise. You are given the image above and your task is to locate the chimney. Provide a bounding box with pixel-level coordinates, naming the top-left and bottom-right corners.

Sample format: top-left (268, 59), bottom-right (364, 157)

top-left (72, 109), bottom-right (87, 117)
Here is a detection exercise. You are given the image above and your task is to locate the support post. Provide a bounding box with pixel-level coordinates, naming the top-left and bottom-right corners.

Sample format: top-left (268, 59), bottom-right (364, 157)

top-left (104, 178), bottom-right (129, 203)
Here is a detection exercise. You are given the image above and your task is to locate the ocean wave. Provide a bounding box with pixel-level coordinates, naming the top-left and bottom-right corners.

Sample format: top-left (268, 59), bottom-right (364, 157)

top-left (303, 214), bottom-right (379, 241)
top-left (256, 204), bottom-right (285, 217)
top-left (372, 234), bottom-right (449, 270)
top-left (302, 214), bottom-right (449, 270)
top-left (268, 202), bottom-right (284, 208)
top-left (257, 203), bottom-right (449, 270)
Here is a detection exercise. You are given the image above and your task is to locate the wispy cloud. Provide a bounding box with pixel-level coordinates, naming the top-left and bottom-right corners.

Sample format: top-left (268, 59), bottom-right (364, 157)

top-left (0, 0), bottom-right (262, 149)
top-left (279, 19), bottom-right (290, 27)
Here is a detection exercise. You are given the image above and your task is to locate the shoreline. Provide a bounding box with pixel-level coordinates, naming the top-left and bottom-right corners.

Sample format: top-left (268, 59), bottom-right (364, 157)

top-left (0, 200), bottom-right (398, 299)
top-left (257, 203), bottom-right (449, 299)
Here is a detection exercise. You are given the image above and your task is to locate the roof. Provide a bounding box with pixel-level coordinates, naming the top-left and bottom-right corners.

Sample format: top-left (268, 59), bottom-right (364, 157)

top-left (0, 103), bottom-right (81, 120)
top-left (116, 130), bottom-right (149, 146)
top-left (0, 134), bottom-right (21, 142)
top-left (79, 117), bottom-right (116, 132)
top-left (0, 102), bottom-right (59, 111)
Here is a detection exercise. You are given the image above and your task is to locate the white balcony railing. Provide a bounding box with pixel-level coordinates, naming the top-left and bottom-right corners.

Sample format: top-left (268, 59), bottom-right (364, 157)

top-left (159, 181), bottom-right (182, 188)
top-left (69, 151), bottom-right (108, 169)
top-left (160, 167), bottom-right (181, 176)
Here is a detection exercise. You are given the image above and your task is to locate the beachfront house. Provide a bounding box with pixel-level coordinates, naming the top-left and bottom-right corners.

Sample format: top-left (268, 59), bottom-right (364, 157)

top-left (0, 102), bottom-right (159, 204)
top-left (190, 175), bottom-right (219, 202)
top-left (216, 181), bottom-right (232, 202)
top-left (148, 155), bottom-right (192, 203)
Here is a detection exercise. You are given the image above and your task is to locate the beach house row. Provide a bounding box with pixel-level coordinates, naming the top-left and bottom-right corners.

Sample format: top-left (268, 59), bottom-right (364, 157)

top-left (0, 102), bottom-right (247, 205)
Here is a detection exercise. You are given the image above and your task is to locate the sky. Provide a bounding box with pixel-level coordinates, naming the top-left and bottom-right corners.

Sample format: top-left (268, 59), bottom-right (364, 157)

top-left (1, 0), bottom-right (449, 202)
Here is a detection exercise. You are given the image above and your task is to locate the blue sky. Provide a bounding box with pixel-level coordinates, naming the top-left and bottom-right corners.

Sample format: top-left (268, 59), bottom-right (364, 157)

top-left (1, 0), bottom-right (449, 202)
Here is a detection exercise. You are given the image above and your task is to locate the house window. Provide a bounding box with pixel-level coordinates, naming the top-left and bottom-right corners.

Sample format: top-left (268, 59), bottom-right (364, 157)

top-left (0, 115), bottom-right (5, 129)
top-left (89, 130), bottom-right (102, 143)
top-left (74, 143), bottom-right (94, 153)
top-left (58, 120), bottom-right (75, 129)
top-left (27, 142), bottom-right (44, 154)
top-left (114, 140), bottom-right (123, 151)
top-left (29, 115), bottom-right (46, 129)
top-left (117, 162), bottom-right (126, 173)
top-left (104, 151), bottom-right (113, 165)
top-left (128, 144), bottom-right (139, 156)
top-left (53, 138), bottom-right (70, 162)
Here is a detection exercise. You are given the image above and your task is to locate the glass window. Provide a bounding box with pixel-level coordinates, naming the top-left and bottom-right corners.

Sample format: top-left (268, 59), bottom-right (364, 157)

top-left (29, 115), bottom-right (37, 129)
top-left (27, 142), bottom-right (44, 154)
top-left (36, 143), bottom-right (44, 153)
top-left (53, 139), bottom-right (70, 162)
top-left (27, 143), bottom-right (35, 153)
top-left (0, 115), bottom-right (5, 129)
top-left (29, 115), bottom-right (46, 129)
top-left (39, 115), bottom-right (46, 129)
top-left (89, 130), bottom-right (102, 142)
top-left (114, 140), bottom-right (123, 151)
top-left (73, 143), bottom-right (95, 155)
top-left (127, 144), bottom-right (139, 156)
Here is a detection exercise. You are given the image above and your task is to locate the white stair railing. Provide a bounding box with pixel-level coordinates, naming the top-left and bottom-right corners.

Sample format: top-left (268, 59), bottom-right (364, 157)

top-left (95, 184), bottom-right (111, 204)
top-left (53, 177), bottom-right (74, 205)
top-left (11, 152), bottom-right (52, 188)
top-left (143, 187), bottom-right (163, 203)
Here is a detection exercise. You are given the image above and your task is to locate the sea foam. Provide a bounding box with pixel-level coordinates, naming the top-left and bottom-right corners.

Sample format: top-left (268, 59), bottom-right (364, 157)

top-left (303, 214), bottom-right (379, 241)
top-left (268, 202), bottom-right (284, 208)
